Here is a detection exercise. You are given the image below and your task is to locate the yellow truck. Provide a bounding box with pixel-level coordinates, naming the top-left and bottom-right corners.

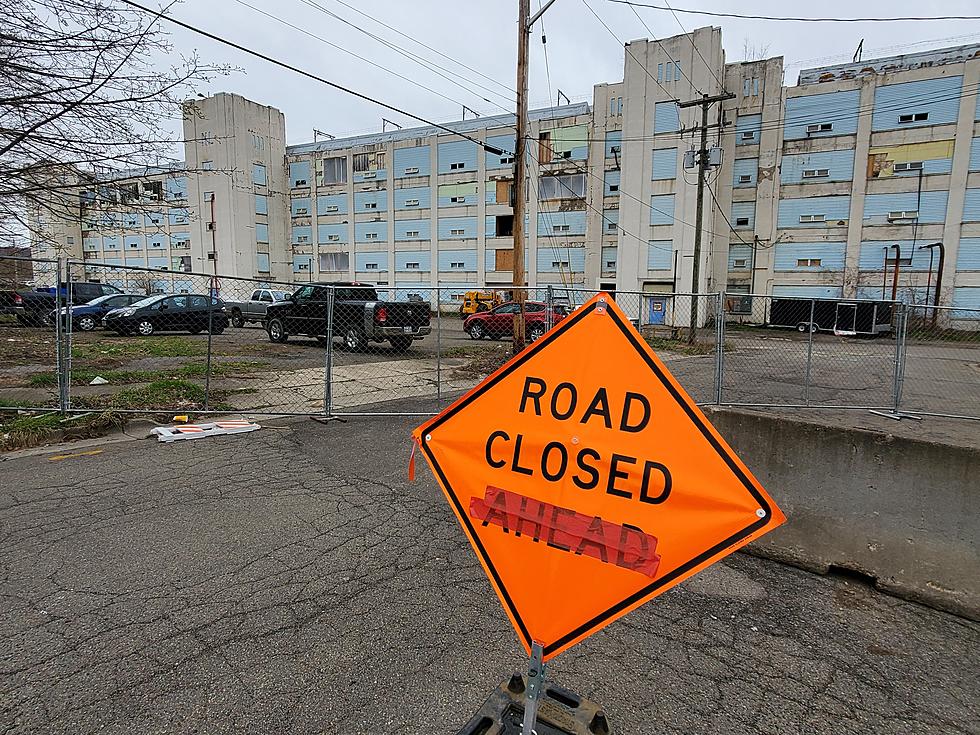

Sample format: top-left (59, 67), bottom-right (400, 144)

top-left (459, 291), bottom-right (503, 316)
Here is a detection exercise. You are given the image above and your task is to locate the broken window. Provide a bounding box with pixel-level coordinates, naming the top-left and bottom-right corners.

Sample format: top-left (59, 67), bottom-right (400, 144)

top-left (495, 214), bottom-right (514, 237)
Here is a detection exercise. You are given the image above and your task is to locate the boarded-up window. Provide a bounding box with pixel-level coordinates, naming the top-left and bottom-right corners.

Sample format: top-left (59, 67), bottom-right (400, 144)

top-left (496, 179), bottom-right (513, 205)
top-left (495, 249), bottom-right (514, 271)
top-left (538, 132), bottom-right (552, 164)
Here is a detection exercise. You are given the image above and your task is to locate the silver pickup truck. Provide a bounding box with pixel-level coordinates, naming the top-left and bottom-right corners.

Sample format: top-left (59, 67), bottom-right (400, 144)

top-left (226, 288), bottom-right (288, 328)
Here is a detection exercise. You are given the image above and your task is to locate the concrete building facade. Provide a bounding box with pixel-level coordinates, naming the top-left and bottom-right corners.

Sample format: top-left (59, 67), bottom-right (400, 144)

top-left (27, 33), bottom-right (980, 312)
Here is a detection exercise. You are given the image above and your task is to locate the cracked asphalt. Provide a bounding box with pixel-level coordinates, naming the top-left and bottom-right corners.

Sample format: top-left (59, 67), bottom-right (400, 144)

top-left (1, 407), bottom-right (978, 734)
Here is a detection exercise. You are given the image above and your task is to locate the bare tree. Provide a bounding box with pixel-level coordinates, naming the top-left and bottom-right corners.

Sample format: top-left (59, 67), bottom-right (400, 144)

top-left (0, 0), bottom-right (229, 249)
top-left (741, 39), bottom-right (772, 63)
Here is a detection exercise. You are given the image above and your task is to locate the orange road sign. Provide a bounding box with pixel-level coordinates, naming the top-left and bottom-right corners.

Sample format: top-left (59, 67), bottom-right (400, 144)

top-left (413, 293), bottom-right (784, 661)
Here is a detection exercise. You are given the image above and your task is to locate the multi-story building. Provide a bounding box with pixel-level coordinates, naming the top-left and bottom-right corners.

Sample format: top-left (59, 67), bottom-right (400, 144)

top-left (27, 32), bottom-right (980, 314)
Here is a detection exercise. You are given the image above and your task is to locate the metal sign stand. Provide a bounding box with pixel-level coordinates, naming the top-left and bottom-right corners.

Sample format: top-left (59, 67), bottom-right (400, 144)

top-left (522, 642), bottom-right (546, 734)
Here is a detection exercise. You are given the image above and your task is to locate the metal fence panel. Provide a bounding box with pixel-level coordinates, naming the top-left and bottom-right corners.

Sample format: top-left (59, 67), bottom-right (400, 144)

top-left (900, 305), bottom-right (980, 419)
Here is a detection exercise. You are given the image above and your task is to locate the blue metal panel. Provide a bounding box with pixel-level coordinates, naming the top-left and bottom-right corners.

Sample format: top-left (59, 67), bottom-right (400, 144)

top-left (736, 114), bottom-right (762, 145)
top-left (169, 208), bottom-right (189, 226)
top-left (863, 191), bottom-right (948, 224)
top-left (780, 150), bottom-right (855, 184)
top-left (124, 255), bottom-right (145, 265)
top-left (604, 170), bottom-right (620, 196)
top-left (485, 215), bottom-right (497, 238)
top-left (292, 255), bottom-right (312, 273)
top-left (728, 245), bottom-right (752, 271)
top-left (733, 158), bottom-right (757, 187)
top-left (252, 164), bottom-right (267, 186)
top-left (537, 210), bottom-right (587, 236)
top-left (317, 194), bottom-right (348, 215)
top-left (602, 208), bottom-right (619, 235)
top-left (356, 251), bottom-right (389, 272)
top-left (438, 140), bottom-right (478, 173)
top-left (969, 139), bottom-right (980, 172)
top-left (963, 189), bottom-right (980, 222)
top-left (536, 246), bottom-right (586, 272)
top-left (355, 221), bottom-right (388, 242)
top-left (147, 257), bottom-right (168, 269)
top-left (395, 251), bottom-right (432, 272)
top-left (165, 177), bottom-right (188, 200)
top-left (956, 237), bottom-right (980, 270)
top-left (731, 201), bottom-right (756, 230)
top-left (647, 240), bottom-right (672, 270)
top-left (82, 237), bottom-right (98, 251)
top-left (147, 234), bottom-right (167, 250)
top-left (144, 211), bottom-right (164, 227)
top-left (858, 241), bottom-right (938, 271)
top-left (103, 235), bottom-right (121, 250)
top-left (353, 168), bottom-right (387, 184)
top-left (255, 194), bottom-right (268, 215)
top-left (605, 131), bottom-right (622, 159)
top-left (122, 212), bottom-right (140, 229)
top-left (872, 76), bottom-right (962, 131)
top-left (394, 186), bottom-right (431, 210)
top-left (784, 90), bottom-right (861, 140)
top-left (437, 183), bottom-right (480, 207)
top-left (485, 135), bottom-right (517, 169)
top-left (651, 148), bottom-right (677, 180)
top-left (437, 216), bottom-right (477, 239)
top-left (601, 246), bottom-right (617, 270)
top-left (394, 145), bottom-right (432, 178)
top-left (774, 242), bottom-right (846, 271)
top-left (649, 194), bottom-right (675, 225)
top-left (771, 285), bottom-right (843, 298)
top-left (289, 161), bottom-right (311, 187)
top-left (291, 225), bottom-right (312, 244)
top-left (124, 235), bottom-right (143, 250)
top-left (654, 102), bottom-right (680, 134)
top-left (952, 287), bottom-right (980, 312)
top-left (354, 189), bottom-right (388, 212)
top-left (394, 219), bottom-right (430, 241)
top-left (291, 197), bottom-right (311, 216)
top-left (256, 253), bottom-right (270, 272)
top-left (777, 196), bottom-right (851, 228)
top-left (438, 249), bottom-right (478, 271)
top-left (168, 233), bottom-right (187, 249)
top-left (255, 224), bottom-right (268, 243)
top-left (317, 223), bottom-right (348, 244)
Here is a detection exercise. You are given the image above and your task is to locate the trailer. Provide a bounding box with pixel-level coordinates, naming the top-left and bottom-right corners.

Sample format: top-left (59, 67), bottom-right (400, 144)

top-left (769, 298), bottom-right (893, 336)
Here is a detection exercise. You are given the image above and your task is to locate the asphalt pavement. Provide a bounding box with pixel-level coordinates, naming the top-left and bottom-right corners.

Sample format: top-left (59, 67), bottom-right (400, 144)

top-left (1, 403), bottom-right (978, 734)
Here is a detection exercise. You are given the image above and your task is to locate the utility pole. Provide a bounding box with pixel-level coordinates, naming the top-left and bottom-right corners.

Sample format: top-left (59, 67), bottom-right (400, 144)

top-left (678, 92), bottom-right (734, 343)
top-left (511, 0), bottom-right (531, 353)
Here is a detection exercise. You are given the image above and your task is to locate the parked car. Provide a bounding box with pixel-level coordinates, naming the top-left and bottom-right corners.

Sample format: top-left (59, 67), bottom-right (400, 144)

top-left (463, 301), bottom-right (567, 342)
top-left (104, 294), bottom-right (229, 336)
top-left (265, 282), bottom-right (431, 352)
top-left (4, 281), bottom-right (123, 326)
top-left (226, 288), bottom-right (289, 328)
top-left (48, 293), bottom-right (145, 331)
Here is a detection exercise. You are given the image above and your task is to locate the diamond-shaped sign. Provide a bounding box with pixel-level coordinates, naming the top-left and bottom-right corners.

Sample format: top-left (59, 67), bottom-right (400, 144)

top-left (413, 293), bottom-right (784, 661)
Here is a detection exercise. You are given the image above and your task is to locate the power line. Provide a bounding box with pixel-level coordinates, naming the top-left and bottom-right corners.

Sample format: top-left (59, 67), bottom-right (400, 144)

top-left (292, 0), bottom-right (515, 110)
top-left (607, 2), bottom-right (980, 23)
top-left (117, 0), bottom-right (505, 154)
top-left (229, 0), bottom-right (485, 114)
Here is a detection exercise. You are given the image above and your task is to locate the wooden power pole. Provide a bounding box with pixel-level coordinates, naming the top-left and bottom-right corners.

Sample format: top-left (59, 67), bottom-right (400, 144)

top-left (677, 92), bottom-right (734, 343)
top-left (511, 0), bottom-right (531, 353)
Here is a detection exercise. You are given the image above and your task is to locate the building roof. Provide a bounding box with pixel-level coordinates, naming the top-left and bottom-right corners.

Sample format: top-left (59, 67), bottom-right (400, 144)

top-left (285, 102), bottom-right (591, 156)
top-left (798, 42), bottom-right (980, 85)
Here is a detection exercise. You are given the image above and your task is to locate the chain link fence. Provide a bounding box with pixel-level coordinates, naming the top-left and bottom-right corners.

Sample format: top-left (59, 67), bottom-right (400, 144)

top-left (1, 254), bottom-right (978, 424)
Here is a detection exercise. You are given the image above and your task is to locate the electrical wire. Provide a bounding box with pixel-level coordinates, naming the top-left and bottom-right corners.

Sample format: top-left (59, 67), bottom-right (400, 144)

top-left (607, 2), bottom-right (980, 23)
top-left (117, 0), bottom-right (503, 153)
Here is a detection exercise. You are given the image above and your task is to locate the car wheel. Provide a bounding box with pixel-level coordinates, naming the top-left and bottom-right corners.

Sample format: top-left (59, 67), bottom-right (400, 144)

top-left (389, 336), bottom-right (412, 352)
top-left (468, 322), bottom-right (486, 340)
top-left (77, 315), bottom-right (97, 332)
top-left (136, 319), bottom-right (154, 336)
top-left (344, 327), bottom-right (367, 352)
top-left (231, 310), bottom-right (245, 328)
top-left (529, 323), bottom-right (546, 342)
top-left (267, 318), bottom-right (288, 343)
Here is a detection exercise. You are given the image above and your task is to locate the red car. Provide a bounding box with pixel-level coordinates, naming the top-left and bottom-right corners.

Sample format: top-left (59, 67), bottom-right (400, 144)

top-left (463, 300), bottom-right (567, 341)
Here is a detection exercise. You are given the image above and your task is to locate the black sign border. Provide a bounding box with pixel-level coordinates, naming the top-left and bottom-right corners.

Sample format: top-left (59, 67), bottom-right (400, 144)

top-left (418, 298), bottom-right (776, 657)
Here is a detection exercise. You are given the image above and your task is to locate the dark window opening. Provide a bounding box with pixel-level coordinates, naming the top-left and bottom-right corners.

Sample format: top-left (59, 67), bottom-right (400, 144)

top-left (495, 214), bottom-right (514, 237)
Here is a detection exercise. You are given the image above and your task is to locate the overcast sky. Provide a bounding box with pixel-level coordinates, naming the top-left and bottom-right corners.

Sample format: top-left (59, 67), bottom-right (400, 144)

top-left (163, 0), bottom-right (980, 145)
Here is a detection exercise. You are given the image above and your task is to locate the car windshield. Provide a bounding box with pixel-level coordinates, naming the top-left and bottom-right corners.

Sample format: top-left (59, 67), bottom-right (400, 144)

top-left (128, 295), bottom-right (164, 308)
top-left (84, 294), bottom-right (116, 306)
top-left (271, 291), bottom-right (287, 300)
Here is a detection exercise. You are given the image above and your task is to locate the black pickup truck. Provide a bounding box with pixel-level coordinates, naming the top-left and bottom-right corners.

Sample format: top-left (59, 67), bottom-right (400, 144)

top-left (3, 281), bottom-right (124, 326)
top-left (265, 282), bottom-right (431, 352)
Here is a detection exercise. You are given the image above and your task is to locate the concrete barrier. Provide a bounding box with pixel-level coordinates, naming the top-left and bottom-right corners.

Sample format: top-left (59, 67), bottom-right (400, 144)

top-left (707, 408), bottom-right (979, 620)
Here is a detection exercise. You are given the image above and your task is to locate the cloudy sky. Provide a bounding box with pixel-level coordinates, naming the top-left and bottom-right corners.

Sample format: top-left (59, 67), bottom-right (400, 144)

top-left (161, 0), bottom-right (980, 145)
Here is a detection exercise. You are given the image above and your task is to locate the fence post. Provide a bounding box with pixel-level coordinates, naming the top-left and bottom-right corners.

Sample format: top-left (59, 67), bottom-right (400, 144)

top-left (893, 303), bottom-right (906, 414)
top-left (546, 285), bottom-right (554, 331)
top-left (203, 286), bottom-right (214, 412)
top-left (436, 287), bottom-right (442, 402)
top-left (804, 298), bottom-right (815, 407)
top-left (65, 271), bottom-right (74, 411)
top-left (54, 258), bottom-right (67, 414)
top-left (324, 286), bottom-right (335, 417)
top-left (715, 293), bottom-right (725, 405)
